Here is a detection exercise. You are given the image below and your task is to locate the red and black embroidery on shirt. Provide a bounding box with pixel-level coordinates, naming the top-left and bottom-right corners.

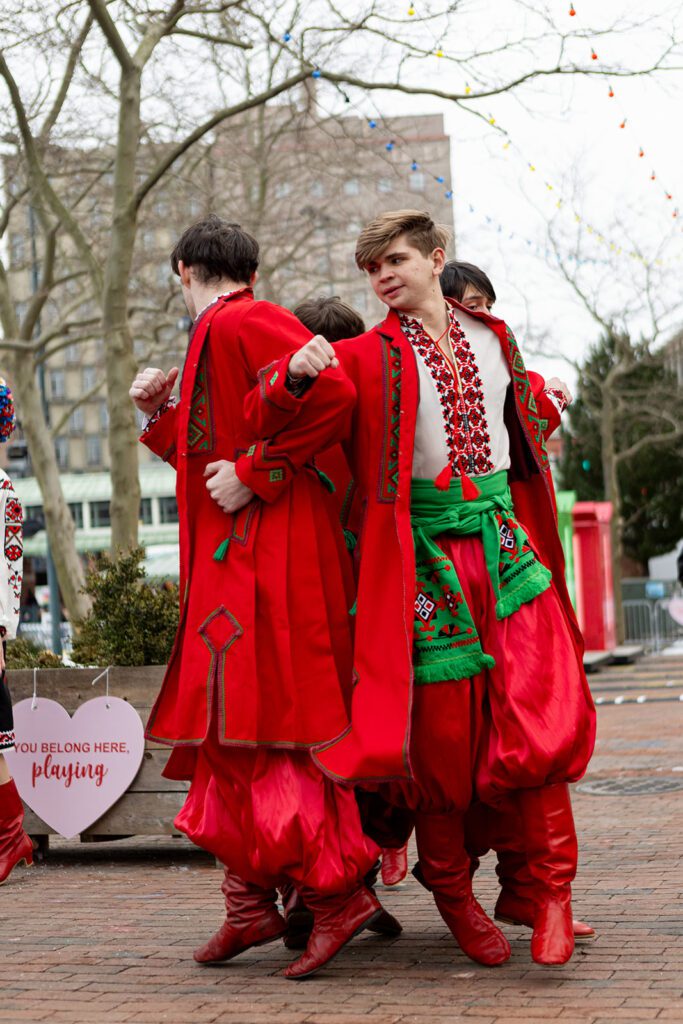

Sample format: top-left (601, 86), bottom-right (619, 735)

top-left (399, 310), bottom-right (494, 478)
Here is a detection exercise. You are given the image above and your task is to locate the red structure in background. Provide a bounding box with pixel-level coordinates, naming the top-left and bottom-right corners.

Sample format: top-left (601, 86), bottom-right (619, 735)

top-left (572, 502), bottom-right (617, 651)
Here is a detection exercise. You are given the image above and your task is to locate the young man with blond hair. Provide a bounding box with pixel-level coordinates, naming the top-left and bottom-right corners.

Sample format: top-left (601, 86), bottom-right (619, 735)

top-left (225, 210), bottom-right (595, 968)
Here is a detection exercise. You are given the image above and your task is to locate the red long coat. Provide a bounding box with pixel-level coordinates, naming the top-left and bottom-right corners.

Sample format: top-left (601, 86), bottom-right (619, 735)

top-left (240, 300), bottom-right (593, 784)
top-left (141, 289), bottom-right (357, 752)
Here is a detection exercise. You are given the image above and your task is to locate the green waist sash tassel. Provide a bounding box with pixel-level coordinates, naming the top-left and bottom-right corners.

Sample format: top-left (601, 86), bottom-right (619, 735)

top-left (410, 471), bottom-right (552, 684)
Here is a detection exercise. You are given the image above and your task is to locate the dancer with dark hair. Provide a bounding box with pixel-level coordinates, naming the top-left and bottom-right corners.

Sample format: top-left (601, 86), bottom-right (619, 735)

top-left (130, 217), bottom-right (395, 979)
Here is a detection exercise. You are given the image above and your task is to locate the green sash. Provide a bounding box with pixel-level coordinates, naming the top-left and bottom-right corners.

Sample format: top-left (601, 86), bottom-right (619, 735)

top-left (411, 472), bottom-right (552, 684)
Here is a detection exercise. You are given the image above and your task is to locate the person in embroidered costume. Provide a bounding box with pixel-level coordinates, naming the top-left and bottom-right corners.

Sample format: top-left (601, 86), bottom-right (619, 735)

top-left (129, 217), bottom-right (398, 979)
top-left (440, 260), bottom-right (596, 944)
top-left (0, 379), bottom-right (32, 885)
top-left (230, 211), bottom-right (596, 967)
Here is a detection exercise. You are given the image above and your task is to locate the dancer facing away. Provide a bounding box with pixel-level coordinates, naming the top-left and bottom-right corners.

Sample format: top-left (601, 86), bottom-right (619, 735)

top-left (440, 260), bottom-right (596, 943)
top-left (222, 210), bottom-right (596, 967)
top-left (129, 216), bottom-right (394, 980)
top-left (0, 379), bottom-right (31, 885)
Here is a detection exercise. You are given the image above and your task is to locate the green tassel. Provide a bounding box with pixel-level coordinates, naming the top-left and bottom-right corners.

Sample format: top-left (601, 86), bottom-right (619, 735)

top-left (413, 652), bottom-right (495, 685)
top-left (343, 529), bottom-right (357, 552)
top-left (213, 537), bottom-right (231, 562)
top-left (348, 599), bottom-right (357, 616)
top-left (312, 466), bottom-right (336, 494)
top-left (495, 566), bottom-right (552, 620)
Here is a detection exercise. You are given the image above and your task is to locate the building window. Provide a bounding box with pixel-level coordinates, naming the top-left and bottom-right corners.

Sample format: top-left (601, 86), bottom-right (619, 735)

top-left (99, 403), bottom-right (109, 430)
top-left (69, 503), bottom-right (83, 528)
top-left (90, 500), bottom-right (110, 528)
top-left (54, 437), bottom-right (69, 469)
top-left (409, 171), bottom-right (426, 193)
top-left (24, 505), bottom-right (45, 531)
top-left (65, 343), bottom-right (81, 365)
top-left (68, 407), bottom-right (85, 434)
top-left (344, 179), bottom-right (360, 196)
top-left (82, 366), bottom-right (98, 391)
top-left (377, 177), bottom-right (393, 194)
top-left (85, 435), bottom-right (101, 467)
top-left (158, 496), bottom-right (178, 524)
top-left (50, 370), bottom-right (66, 400)
top-left (10, 233), bottom-right (25, 265)
top-left (139, 498), bottom-right (152, 525)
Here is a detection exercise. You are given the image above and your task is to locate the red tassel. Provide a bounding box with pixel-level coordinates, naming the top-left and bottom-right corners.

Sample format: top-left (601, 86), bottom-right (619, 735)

top-left (434, 464), bottom-right (453, 491)
top-left (460, 471), bottom-right (481, 501)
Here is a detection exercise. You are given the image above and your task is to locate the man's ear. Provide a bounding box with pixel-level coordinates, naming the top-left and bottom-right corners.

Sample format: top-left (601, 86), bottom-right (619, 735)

top-left (250, 270), bottom-right (259, 286)
top-left (177, 259), bottom-right (192, 288)
top-left (431, 247), bottom-right (446, 276)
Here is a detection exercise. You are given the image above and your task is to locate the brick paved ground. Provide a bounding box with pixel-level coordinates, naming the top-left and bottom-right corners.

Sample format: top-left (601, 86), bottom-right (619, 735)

top-left (2, 655), bottom-right (682, 1024)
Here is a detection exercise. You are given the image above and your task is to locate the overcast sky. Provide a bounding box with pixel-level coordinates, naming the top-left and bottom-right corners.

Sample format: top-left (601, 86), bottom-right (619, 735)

top-left (347, 0), bottom-right (683, 384)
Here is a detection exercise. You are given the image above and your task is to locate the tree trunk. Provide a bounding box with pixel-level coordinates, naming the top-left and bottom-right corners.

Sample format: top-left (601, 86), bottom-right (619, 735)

top-left (600, 394), bottom-right (625, 643)
top-left (9, 354), bottom-right (90, 622)
top-left (103, 68), bottom-right (143, 554)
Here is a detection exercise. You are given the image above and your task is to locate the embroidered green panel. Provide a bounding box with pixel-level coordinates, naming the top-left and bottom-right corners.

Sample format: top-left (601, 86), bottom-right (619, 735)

top-left (187, 351), bottom-right (215, 453)
top-left (378, 339), bottom-right (402, 502)
top-left (505, 327), bottom-right (548, 469)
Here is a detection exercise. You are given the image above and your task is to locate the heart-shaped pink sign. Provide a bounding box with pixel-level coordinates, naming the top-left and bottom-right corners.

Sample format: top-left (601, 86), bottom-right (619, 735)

top-left (5, 697), bottom-right (145, 839)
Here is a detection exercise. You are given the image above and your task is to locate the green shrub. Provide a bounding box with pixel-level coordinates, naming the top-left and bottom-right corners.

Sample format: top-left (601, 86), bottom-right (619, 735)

top-left (71, 547), bottom-right (179, 667)
top-left (6, 637), bottom-right (63, 669)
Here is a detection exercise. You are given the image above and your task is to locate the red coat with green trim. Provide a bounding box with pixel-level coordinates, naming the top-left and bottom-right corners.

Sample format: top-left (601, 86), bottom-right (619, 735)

top-left (140, 289), bottom-right (357, 754)
top-left (239, 300), bottom-right (591, 784)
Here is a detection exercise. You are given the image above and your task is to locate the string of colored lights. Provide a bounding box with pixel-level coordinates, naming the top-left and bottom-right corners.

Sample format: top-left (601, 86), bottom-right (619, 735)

top-left (276, 10), bottom-right (682, 264)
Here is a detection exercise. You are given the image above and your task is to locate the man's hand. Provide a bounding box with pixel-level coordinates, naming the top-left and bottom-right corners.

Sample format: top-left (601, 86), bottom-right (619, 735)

top-left (545, 377), bottom-right (573, 406)
top-left (288, 335), bottom-right (339, 380)
top-left (204, 460), bottom-right (254, 513)
top-left (129, 366), bottom-right (179, 417)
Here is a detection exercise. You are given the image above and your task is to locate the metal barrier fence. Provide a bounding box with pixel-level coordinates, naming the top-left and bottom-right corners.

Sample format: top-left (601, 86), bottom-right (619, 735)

top-left (623, 598), bottom-right (683, 652)
top-left (17, 622), bottom-right (73, 654)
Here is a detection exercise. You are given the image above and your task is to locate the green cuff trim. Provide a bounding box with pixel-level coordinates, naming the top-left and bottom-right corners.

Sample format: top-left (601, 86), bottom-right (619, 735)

top-left (414, 651), bottom-right (496, 685)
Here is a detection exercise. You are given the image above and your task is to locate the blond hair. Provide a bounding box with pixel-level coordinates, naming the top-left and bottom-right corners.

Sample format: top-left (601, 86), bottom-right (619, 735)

top-left (355, 209), bottom-right (451, 269)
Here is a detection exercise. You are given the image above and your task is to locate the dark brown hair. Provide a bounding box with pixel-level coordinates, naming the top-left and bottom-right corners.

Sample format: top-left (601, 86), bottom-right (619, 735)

top-left (170, 215), bottom-right (259, 285)
top-left (355, 209), bottom-right (451, 269)
top-left (294, 295), bottom-right (366, 343)
top-left (440, 260), bottom-right (496, 305)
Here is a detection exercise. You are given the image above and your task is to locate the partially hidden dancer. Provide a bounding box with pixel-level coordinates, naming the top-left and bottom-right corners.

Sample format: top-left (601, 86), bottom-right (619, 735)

top-left (0, 378), bottom-right (32, 886)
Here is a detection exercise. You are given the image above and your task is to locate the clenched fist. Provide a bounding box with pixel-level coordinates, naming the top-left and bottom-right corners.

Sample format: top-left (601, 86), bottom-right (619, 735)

top-left (545, 377), bottom-right (573, 406)
top-left (129, 366), bottom-right (179, 416)
top-left (288, 334), bottom-right (339, 379)
top-left (204, 460), bottom-right (254, 514)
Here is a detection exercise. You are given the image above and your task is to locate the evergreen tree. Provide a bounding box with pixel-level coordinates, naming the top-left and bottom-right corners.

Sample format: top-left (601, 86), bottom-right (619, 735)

top-left (561, 332), bottom-right (683, 573)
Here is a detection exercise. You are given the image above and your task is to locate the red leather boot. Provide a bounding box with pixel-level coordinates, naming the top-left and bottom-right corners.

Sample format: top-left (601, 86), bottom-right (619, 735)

top-left (0, 779), bottom-right (33, 885)
top-left (414, 811), bottom-right (510, 966)
top-left (284, 884), bottom-right (381, 979)
top-left (517, 783), bottom-right (577, 965)
top-left (193, 869), bottom-right (286, 963)
top-left (493, 848), bottom-right (595, 942)
top-left (381, 842), bottom-right (408, 886)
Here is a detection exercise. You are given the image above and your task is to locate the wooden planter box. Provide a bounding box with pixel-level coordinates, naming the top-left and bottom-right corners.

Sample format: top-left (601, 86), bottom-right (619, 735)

top-left (6, 665), bottom-right (187, 846)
